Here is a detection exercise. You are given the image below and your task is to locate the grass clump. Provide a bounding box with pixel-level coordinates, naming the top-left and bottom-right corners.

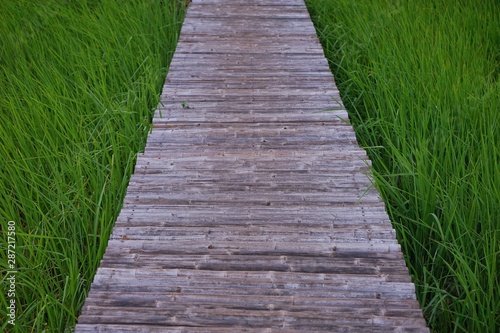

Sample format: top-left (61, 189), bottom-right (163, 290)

top-left (306, 0), bottom-right (499, 332)
top-left (0, 0), bottom-right (186, 331)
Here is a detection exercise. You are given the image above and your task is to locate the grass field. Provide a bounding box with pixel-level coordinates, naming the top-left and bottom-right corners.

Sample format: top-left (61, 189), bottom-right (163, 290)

top-left (1, 0), bottom-right (498, 332)
top-left (0, 1), bottom-right (186, 331)
top-left (306, 0), bottom-right (499, 332)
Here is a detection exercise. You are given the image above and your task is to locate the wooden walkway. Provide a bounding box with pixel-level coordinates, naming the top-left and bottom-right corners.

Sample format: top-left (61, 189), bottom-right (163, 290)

top-left (76, 0), bottom-right (429, 332)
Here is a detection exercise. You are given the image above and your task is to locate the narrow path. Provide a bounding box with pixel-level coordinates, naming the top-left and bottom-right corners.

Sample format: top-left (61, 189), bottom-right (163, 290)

top-left (76, 0), bottom-right (429, 331)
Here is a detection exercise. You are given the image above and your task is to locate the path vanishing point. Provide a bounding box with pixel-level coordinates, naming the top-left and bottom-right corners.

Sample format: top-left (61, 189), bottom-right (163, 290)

top-left (76, 0), bottom-right (429, 331)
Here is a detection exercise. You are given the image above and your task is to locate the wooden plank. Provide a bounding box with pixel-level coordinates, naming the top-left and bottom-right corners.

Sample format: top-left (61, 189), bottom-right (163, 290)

top-left (76, 325), bottom-right (429, 333)
top-left (75, 0), bottom-right (429, 331)
top-left (80, 292), bottom-right (424, 310)
top-left (194, 0), bottom-right (307, 6)
top-left (109, 225), bottom-right (398, 242)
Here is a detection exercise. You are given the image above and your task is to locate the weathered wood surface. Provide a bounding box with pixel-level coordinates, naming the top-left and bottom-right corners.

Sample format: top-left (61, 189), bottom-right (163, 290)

top-left (76, 0), bottom-right (429, 332)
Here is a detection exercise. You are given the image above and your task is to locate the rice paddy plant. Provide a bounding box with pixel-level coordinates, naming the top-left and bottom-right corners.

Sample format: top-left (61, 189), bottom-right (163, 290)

top-left (307, 0), bottom-right (499, 332)
top-left (0, 1), bottom-right (186, 331)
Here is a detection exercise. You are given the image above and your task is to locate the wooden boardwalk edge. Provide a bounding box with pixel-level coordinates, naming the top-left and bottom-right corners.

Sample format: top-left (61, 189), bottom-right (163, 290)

top-left (75, 0), bottom-right (429, 331)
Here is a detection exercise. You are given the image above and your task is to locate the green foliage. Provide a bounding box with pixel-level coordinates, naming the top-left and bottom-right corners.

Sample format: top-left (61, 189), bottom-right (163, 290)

top-left (0, 0), bottom-right (185, 331)
top-left (306, 0), bottom-right (499, 332)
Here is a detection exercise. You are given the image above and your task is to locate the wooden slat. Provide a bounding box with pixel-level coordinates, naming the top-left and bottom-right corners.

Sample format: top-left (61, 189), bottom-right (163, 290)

top-left (75, 0), bottom-right (428, 332)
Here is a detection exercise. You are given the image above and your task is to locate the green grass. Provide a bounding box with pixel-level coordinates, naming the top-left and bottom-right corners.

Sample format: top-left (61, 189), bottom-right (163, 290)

top-left (306, 0), bottom-right (499, 332)
top-left (0, 0), bottom-right (186, 331)
top-left (1, 0), bottom-right (498, 331)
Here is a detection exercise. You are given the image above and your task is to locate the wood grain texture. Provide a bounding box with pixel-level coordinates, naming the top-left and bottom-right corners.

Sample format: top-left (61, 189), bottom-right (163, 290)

top-left (75, 0), bottom-right (429, 331)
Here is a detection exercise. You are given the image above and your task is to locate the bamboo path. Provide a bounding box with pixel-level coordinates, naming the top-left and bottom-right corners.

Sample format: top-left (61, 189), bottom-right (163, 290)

top-left (76, 0), bottom-right (429, 331)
